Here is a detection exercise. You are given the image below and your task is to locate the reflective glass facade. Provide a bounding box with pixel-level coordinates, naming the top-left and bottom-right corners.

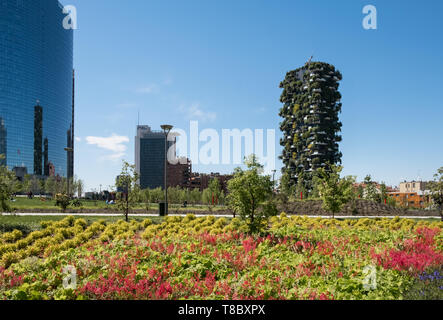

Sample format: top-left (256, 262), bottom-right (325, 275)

top-left (0, 0), bottom-right (73, 177)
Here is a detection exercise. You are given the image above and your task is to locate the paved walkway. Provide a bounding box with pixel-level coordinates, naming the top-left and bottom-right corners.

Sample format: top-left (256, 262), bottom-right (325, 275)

top-left (1, 213), bottom-right (440, 219)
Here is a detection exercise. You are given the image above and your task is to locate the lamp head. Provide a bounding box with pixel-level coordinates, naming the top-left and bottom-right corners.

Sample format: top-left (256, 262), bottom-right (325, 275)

top-left (161, 124), bottom-right (173, 133)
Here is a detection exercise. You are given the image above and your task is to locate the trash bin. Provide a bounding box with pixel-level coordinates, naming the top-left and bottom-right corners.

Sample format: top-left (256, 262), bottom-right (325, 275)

top-left (159, 202), bottom-right (168, 216)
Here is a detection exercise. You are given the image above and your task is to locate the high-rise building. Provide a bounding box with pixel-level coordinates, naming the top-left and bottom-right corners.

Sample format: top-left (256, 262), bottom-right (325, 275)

top-left (279, 61), bottom-right (343, 192)
top-left (135, 126), bottom-right (175, 190)
top-left (0, 0), bottom-right (74, 177)
top-left (0, 118), bottom-right (6, 167)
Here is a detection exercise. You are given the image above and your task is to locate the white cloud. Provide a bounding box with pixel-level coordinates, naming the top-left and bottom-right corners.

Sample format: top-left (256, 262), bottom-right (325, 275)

top-left (117, 103), bottom-right (138, 109)
top-left (99, 152), bottom-right (126, 162)
top-left (75, 137), bottom-right (81, 142)
top-left (136, 77), bottom-right (173, 95)
top-left (257, 107), bottom-right (266, 113)
top-left (86, 134), bottom-right (129, 161)
top-left (162, 77), bottom-right (173, 86)
top-left (136, 84), bottom-right (160, 94)
top-left (180, 103), bottom-right (217, 123)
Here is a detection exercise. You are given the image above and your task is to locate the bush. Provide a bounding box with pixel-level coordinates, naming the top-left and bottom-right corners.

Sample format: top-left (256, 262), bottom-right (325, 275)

top-left (71, 199), bottom-right (83, 208)
top-left (55, 194), bottom-right (71, 211)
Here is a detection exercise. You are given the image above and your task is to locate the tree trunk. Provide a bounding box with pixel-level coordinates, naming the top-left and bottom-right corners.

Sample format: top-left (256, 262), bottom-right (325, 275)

top-left (125, 200), bottom-right (129, 222)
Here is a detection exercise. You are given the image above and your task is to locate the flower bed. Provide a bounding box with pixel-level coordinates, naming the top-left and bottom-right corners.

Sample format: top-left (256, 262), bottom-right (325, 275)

top-left (0, 215), bottom-right (442, 300)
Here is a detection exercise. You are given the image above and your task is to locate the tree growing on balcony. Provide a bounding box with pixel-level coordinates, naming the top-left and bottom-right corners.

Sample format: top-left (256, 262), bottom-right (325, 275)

top-left (279, 61), bottom-right (343, 196)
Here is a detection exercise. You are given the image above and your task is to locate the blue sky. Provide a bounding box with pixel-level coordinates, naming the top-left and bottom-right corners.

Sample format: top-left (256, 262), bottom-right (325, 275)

top-left (66, 0), bottom-right (443, 192)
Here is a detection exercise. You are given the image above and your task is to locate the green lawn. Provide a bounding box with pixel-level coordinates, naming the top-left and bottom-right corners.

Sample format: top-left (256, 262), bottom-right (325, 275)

top-left (8, 197), bottom-right (227, 212)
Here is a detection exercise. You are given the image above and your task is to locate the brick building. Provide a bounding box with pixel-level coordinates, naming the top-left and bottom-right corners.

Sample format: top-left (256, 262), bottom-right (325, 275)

top-left (388, 181), bottom-right (431, 209)
top-left (167, 158), bottom-right (192, 189)
top-left (189, 172), bottom-right (233, 193)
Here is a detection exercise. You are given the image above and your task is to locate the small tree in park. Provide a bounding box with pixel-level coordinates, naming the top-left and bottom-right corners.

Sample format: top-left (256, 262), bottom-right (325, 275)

top-left (0, 155), bottom-right (19, 212)
top-left (428, 167), bottom-right (443, 221)
top-left (142, 188), bottom-right (151, 212)
top-left (227, 155), bottom-right (277, 233)
top-left (317, 164), bottom-right (355, 219)
top-left (149, 187), bottom-right (164, 204)
top-left (116, 161), bottom-right (139, 222)
top-left (208, 178), bottom-right (222, 205)
top-left (45, 176), bottom-right (56, 198)
top-left (189, 188), bottom-right (202, 205)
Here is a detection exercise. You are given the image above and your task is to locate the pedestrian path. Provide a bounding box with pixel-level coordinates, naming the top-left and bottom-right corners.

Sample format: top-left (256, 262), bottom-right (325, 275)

top-left (1, 213), bottom-right (440, 219)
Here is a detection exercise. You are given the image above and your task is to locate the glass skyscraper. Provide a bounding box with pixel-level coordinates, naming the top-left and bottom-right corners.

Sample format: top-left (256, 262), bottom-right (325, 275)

top-left (135, 126), bottom-right (167, 190)
top-left (0, 0), bottom-right (74, 177)
top-left (135, 126), bottom-right (176, 190)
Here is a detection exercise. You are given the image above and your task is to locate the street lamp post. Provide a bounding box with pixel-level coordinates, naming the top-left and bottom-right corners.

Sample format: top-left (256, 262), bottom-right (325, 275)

top-left (64, 147), bottom-right (73, 198)
top-left (161, 125), bottom-right (173, 215)
top-left (272, 170), bottom-right (277, 193)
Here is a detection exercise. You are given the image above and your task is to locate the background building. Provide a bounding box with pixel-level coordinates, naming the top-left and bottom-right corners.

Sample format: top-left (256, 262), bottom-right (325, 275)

top-left (135, 125), bottom-right (174, 190)
top-left (279, 60), bottom-right (343, 193)
top-left (189, 173), bottom-right (233, 193)
top-left (167, 158), bottom-right (192, 189)
top-left (389, 181), bottom-right (431, 209)
top-left (399, 181), bottom-right (428, 194)
top-left (135, 125), bottom-right (233, 192)
top-left (0, 0), bottom-right (74, 178)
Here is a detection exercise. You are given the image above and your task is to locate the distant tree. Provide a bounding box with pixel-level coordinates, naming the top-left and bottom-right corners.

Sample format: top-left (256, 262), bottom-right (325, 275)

top-left (178, 188), bottom-right (187, 205)
top-left (54, 177), bottom-right (65, 195)
top-left (167, 187), bottom-right (182, 205)
top-left (76, 178), bottom-right (85, 199)
top-left (364, 175), bottom-right (379, 202)
top-left (202, 188), bottom-right (213, 206)
top-left (227, 155), bottom-right (277, 233)
top-left (189, 188), bottom-right (202, 205)
top-left (380, 183), bottom-right (388, 204)
top-left (356, 185), bottom-right (364, 199)
top-left (317, 165), bottom-right (355, 219)
top-left (218, 191), bottom-right (226, 206)
top-left (428, 167), bottom-right (443, 221)
top-left (280, 171), bottom-right (296, 199)
top-left (142, 188), bottom-right (151, 211)
top-left (45, 176), bottom-right (56, 197)
top-left (310, 172), bottom-right (323, 199)
top-left (115, 161), bottom-right (139, 222)
top-left (30, 176), bottom-right (41, 195)
top-left (149, 188), bottom-right (163, 204)
top-left (21, 175), bottom-right (32, 194)
top-left (208, 178), bottom-right (222, 205)
top-left (39, 179), bottom-right (46, 195)
top-left (0, 156), bottom-right (18, 212)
